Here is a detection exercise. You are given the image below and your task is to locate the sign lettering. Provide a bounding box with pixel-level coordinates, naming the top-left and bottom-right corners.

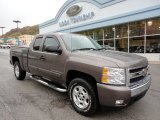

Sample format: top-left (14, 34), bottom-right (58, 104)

top-left (59, 12), bottom-right (95, 27)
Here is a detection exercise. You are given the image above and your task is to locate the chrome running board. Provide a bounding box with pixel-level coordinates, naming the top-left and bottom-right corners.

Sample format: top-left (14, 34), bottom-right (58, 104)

top-left (30, 75), bottom-right (67, 92)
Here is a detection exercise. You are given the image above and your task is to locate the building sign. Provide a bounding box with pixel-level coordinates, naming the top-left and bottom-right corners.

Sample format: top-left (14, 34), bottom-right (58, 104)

top-left (66, 5), bottom-right (82, 17)
top-left (59, 11), bottom-right (95, 27)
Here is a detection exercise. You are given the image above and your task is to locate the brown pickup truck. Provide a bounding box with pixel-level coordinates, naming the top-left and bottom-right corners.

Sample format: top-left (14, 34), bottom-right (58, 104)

top-left (10, 33), bottom-right (151, 116)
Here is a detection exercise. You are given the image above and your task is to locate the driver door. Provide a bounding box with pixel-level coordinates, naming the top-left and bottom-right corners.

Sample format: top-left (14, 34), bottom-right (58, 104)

top-left (37, 35), bottom-right (63, 83)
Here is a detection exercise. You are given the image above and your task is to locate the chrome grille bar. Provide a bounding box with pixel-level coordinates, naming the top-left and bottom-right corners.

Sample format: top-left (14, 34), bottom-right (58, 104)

top-left (127, 65), bottom-right (149, 87)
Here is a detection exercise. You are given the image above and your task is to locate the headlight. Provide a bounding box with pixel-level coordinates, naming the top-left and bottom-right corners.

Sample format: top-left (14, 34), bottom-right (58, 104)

top-left (101, 67), bottom-right (125, 85)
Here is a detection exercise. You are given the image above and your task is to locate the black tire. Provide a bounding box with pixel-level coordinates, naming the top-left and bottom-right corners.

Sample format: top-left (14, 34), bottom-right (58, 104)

top-left (68, 78), bottom-right (98, 116)
top-left (14, 61), bottom-right (26, 80)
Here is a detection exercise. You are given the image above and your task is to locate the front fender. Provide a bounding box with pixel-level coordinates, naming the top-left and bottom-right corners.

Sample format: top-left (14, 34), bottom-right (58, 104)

top-left (62, 58), bottom-right (103, 85)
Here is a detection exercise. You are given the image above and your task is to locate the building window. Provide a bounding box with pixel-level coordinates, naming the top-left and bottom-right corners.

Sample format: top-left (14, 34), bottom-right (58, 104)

top-left (76, 17), bottom-right (160, 53)
top-left (77, 30), bottom-right (94, 39)
top-left (88, 30), bottom-right (94, 39)
top-left (94, 29), bottom-right (104, 45)
top-left (146, 17), bottom-right (160, 35)
top-left (129, 21), bottom-right (145, 53)
top-left (146, 17), bottom-right (160, 53)
top-left (104, 26), bottom-right (114, 49)
top-left (146, 35), bottom-right (160, 53)
top-left (116, 24), bottom-right (128, 52)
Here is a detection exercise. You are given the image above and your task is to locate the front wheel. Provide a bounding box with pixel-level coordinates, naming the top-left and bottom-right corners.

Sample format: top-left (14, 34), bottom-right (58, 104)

top-left (68, 78), bottom-right (98, 116)
top-left (14, 61), bottom-right (26, 80)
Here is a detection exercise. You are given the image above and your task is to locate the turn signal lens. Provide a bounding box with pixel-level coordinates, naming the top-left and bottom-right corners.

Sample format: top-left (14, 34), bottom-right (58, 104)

top-left (101, 67), bottom-right (108, 83)
top-left (101, 75), bottom-right (108, 83)
top-left (103, 67), bottom-right (108, 75)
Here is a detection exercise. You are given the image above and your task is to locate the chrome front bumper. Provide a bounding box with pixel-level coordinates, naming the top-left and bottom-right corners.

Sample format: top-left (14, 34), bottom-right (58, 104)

top-left (131, 75), bottom-right (151, 97)
top-left (97, 75), bottom-right (151, 106)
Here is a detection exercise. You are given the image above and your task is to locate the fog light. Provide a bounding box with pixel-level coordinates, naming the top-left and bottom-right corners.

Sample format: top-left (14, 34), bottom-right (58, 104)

top-left (115, 100), bottom-right (124, 105)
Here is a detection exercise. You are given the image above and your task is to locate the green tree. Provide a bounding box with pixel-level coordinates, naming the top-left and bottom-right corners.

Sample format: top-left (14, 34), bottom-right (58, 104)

top-left (5, 25), bottom-right (39, 38)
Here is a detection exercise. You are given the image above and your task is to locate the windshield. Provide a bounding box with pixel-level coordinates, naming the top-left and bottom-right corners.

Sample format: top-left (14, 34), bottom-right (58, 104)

top-left (61, 34), bottom-right (102, 51)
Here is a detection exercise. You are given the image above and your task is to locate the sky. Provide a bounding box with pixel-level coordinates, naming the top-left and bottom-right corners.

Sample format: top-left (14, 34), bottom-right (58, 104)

top-left (0, 0), bottom-right (67, 35)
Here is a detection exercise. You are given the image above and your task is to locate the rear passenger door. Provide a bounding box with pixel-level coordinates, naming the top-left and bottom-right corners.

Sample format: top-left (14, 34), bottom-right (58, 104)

top-left (28, 36), bottom-right (44, 76)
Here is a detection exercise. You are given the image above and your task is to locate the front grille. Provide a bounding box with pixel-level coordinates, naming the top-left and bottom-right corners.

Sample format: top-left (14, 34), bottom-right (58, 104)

top-left (128, 66), bottom-right (148, 87)
top-left (129, 66), bottom-right (146, 73)
top-left (130, 76), bottom-right (145, 83)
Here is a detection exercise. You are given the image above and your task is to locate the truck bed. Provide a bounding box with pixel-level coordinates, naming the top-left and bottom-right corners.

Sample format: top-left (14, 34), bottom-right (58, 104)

top-left (10, 45), bottom-right (30, 72)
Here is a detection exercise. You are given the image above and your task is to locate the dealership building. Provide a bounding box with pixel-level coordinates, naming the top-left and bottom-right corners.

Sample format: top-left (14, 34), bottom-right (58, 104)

top-left (39, 0), bottom-right (160, 62)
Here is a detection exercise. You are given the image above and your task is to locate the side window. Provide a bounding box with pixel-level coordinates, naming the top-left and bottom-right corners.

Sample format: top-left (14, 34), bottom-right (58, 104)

top-left (33, 37), bottom-right (43, 51)
top-left (43, 37), bottom-right (59, 51)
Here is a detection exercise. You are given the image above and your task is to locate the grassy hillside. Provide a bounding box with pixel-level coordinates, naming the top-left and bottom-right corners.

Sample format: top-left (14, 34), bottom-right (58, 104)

top-left (5, 25), bottom-right (39, 38)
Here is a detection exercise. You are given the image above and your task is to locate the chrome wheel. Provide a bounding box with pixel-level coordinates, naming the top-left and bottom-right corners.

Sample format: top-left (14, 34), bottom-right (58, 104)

top-left (15, 65), bottom-right (20, 77)
top-left (72, 85), bottom-right (90, 109)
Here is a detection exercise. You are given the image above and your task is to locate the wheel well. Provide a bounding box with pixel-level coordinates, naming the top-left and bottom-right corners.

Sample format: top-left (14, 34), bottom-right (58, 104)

top-left (66, 70), bottom-right (99, 105)
top-left (66, 70), bottom-right (97, 89)
top-left (12, 56), bottom-right (19, 65)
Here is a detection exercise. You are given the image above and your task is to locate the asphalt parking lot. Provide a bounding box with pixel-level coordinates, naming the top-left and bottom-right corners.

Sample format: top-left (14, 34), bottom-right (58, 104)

top-left (0, 49), bottom-right (160, 120)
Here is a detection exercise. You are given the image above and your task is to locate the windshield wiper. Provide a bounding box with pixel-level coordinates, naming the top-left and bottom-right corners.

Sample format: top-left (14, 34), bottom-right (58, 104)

top-left (72, 48), bottom-right (97, 51)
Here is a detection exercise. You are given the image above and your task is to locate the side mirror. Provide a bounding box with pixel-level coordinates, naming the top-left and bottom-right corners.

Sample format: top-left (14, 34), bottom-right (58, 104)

top-left (45, 46), bottom-right (62, 54)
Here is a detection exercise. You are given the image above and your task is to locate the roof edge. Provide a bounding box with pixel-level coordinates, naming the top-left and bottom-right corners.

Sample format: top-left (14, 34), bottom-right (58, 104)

top-left (39, 0), bottom-right (125, 28)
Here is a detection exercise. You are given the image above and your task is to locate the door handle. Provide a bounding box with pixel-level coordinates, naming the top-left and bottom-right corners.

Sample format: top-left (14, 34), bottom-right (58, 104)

top-left (40, 56), bottom-right (45, 61)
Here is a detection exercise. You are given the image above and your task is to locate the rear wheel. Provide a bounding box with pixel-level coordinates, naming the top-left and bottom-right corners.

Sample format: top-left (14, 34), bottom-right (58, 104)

top-left (68, 78), bottom-right (98, 116)
top-left (14, 61), bottom-right (26, 80)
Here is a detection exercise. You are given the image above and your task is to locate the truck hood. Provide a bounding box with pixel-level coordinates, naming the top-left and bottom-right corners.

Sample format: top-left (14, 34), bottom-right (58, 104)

top-left (72, 50), bottom-right (148, 68)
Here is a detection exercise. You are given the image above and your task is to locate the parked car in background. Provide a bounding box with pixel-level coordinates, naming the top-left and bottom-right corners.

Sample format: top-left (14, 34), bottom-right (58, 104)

top-left (0, 43), bottom-right (15, 49)
top-left (103, 45), bottom-right (115, 50)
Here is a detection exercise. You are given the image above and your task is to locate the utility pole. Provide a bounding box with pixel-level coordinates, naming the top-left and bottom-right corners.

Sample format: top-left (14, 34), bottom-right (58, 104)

top-left (13, 20), bottom-right (21, 45)
top-left (0, 27), bottom-right (5, 43)
top-left (0, 27), bottom-right (5, 38)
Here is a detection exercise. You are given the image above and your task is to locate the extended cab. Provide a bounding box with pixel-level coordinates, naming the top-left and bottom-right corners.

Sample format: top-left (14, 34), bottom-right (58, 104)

top-left (10, 33), bottom-right (151, 116)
